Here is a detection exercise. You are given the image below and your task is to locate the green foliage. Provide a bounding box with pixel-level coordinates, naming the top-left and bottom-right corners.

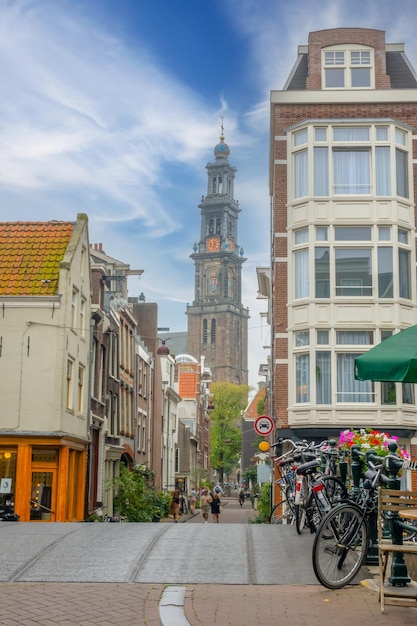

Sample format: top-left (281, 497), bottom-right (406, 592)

top-left (209, 382), bottom-right (249, 482)
top-left (248, 482), bottom-right (271, 524)
top-left (256, 396), bottom-right (265, 416)
top-left (108, 464), bottom-right (170, 522)
top-left (242, 465), bottom-right (257, 486)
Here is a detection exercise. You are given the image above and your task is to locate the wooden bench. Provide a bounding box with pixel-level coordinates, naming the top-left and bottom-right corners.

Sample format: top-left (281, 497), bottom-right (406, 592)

top-left (378, 487), bottom-right (417, 612)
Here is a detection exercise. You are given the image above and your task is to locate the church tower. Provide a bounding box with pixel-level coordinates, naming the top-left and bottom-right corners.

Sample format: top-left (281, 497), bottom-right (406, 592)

top-left (187, 130), bottom-right (249, 385)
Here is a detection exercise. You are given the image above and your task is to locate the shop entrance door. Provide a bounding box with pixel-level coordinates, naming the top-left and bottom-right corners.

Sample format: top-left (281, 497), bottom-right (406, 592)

top-left (30, 469), bottom-right (57, 521)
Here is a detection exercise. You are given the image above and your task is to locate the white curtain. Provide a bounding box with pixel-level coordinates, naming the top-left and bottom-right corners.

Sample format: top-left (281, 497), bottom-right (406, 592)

top-left (314, 147), bottom-right (328, 196)
top-left (294, 150), bottom-right (308, 198)
top-left (334, 150), bottom-right (370, 194)
top-left (295, 249), bottom-right (309, 298)
top-left (376, 147), bottom-right (390, 196)
top-left (316, 352), bottom-right (331, 404)
top-left (337, 353), bottom-right (372, 402)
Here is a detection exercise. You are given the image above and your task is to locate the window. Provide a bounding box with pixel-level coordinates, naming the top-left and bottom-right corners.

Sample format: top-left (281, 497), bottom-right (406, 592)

top-left (294, 149), bottom-right (308, 198)
top-left (211, 319), bottom-right (216, 344)
top-left (80, 297), bottom-right (86, 337)
top-left (293, 122), bottom-right (409, 201)
top-left (396, 149), bottom-right (408, 197)
top-left (334, 150), bottom-right (370, 194)
top-left (399, 249), bottom-right (410, 299)
top-left (335, 249), bottom-right (372, 296)
top-left (66, 359), bottom-right (74, 409)
top-left (377, 247), bottom-right (393, 298)
top-left (77, 366), bottom-right (84, 413)
top-left (295, 228), bottom-right (308, 245)
top-left (317, 330), bottom-right (329, 345)
top-left (323, 47), bottom-right (372, 89)
top-left (295, 330), bottom-right (309, 346)
top-left (335, 227), bottom-right (371, 241)
top-left (203, 319), bottom-right (208, 345)
top-left (71, 289), bottom-right (77, 329)
top-left (337, 353), bottom-right (373, 402)
top-left (295, 249), bottom-right (309, 298)
top-left (296, 353), bottom-right (310, 403)
top-left (316, 352), bottom-right (331, 404)
top-left (315, 247), bottom-right (330, 297)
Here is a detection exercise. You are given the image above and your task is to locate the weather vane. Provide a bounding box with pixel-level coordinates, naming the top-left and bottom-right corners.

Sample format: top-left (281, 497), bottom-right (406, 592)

top-left (220, 115), bottom-right (224, 136)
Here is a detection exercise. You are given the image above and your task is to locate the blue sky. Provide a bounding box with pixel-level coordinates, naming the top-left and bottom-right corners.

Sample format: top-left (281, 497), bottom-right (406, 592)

top-left (2, 0), bottom-right (417, 390)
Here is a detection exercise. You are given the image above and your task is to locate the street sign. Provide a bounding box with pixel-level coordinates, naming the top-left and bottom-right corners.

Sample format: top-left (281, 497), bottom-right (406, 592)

top-left (254, 415), bottom-right (274, 436)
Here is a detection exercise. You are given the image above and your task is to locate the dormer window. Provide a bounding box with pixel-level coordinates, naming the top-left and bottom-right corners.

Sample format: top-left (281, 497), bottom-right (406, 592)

top-left (323, 46), bottom-right (373, 89)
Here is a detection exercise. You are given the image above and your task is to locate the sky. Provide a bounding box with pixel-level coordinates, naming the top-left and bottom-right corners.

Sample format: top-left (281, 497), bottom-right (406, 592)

top-left (2, 0), bottom-right (417, 392)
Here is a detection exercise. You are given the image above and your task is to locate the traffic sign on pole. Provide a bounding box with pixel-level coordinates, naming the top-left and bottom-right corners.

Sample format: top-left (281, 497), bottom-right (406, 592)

top-left (254, 415), bottom-right (274, 436)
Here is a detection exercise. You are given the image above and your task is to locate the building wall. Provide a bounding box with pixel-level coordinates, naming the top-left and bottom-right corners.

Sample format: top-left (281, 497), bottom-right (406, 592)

top-left (270, 28), bottom-right (417, 461)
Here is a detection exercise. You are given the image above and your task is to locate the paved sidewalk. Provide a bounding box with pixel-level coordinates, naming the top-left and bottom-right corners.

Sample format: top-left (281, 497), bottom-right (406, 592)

top-left (0, 580), bottom-right (416, 625)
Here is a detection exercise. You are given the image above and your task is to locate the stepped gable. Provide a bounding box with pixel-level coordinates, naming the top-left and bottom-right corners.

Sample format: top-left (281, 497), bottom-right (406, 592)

top-left (0, 221), bottom-right (73, 295)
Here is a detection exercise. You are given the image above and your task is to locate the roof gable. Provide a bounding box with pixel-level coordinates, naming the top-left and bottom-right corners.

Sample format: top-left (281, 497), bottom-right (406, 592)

top-left (0, 221), bottom-right (73, 296)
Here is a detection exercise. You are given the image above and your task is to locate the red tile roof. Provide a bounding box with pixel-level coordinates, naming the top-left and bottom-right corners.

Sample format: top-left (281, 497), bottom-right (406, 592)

top-left (0, 221), bottom-right (73, 296)
top-left (245, 387), bottom-right (266, 419)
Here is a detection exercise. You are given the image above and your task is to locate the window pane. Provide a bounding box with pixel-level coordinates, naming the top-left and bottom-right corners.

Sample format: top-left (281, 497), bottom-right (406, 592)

top-left (382, 381), bottom-right (396, 405)
top-left (294, 129), bottom-right (308, 146)
top-left (396, 149), bottom-right (408, 198)
top-left (316, 352), bottom-right (331, 404)
top-left (316, 227), bottom-right (328, 241)
top-left (351, 68), bottom-right (371, 87)
top-left (334, 127), bottom-right (369, 141)
top-left (294, 150), bottom-right (308, 197)
top-left (351, 51), bottom-right (370, 65)
top-left (325, 68), bottom-right (344, 88)
top-left (398, 229), bottom-right (408, 244)
top-left (376, 147), bottom-right (391, 195)
top-left (402, 383), bottom-right (415, 405)
top-left (315, 127), bottom-right (327, 141)
top-left (378, 226), bottom-right (390, 241)
top-left (376, 127), bottom-right (388, 141)
top-left (337, 353), bottom-right (373, 402)
top-left (335, 249), bottom-right (372, 296)
top-left (336, 331), bottom-right (373, 344)
top-left (295, 330), bottom-right (309, 346)
top-left (334, 150), bottom-right (370, 194)
top-left (399, 249), bottom-right (410, 299)
top-left (295, 228), bottom-right (308, 245)
top-left (395, 129), bottom-right (406, 146)
top-left (315, 247), bottom-right (330, 297)
top-left (296, 354), bottom-right (310, 402)
top-left (325, 51), bottom-right (344, 65)
top-left (334, 227), bottom-right (371, 241)
top-left (378, 247), bottom-right (393, 298)
top-left (317, 330), bottom-right (329, 345)
top-left (314, 147), bottom-right (328, 195)
top-left (295, 249), bottom-right (309, 298)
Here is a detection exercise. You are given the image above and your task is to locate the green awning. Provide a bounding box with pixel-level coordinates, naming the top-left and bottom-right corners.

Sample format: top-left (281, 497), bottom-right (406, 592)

top-left (355, 325), bottom-right (417, 383)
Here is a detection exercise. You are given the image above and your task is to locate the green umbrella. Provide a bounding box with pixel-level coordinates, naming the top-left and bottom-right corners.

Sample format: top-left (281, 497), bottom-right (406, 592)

top-left (355, 325), bottom-right (417, 382)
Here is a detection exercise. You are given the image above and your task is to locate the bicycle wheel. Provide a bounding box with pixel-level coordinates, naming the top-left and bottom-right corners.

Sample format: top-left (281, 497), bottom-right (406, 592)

top-left (312, 503), bottom-right (369, 589)
top-left (270, 491), bottom-right (296, 525)
top-left (295, 476), bottom-right (309, 534)
top-left (320, 475), bottom-right (348, 506)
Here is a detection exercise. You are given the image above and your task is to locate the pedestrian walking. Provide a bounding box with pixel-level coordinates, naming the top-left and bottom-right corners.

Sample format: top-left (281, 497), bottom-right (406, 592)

top-left (169, 488), bottom-right (181, 522)
top-left (200, 489), bottom-right (212, 523)
top-left (210, 489), bottom-right (221, 523)
top-left (238, 488), bottom-right (245, 506)
top-left (189, 487), bottom-right (197, 513)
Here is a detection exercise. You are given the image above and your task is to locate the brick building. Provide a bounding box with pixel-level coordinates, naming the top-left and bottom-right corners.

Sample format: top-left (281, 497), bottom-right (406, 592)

top-left (269, 28), bottom-right (417, 469)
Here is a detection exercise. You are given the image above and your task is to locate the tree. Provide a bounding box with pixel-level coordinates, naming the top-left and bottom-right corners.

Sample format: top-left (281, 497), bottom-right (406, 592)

top-left (209, 382), bottom-right (249, 483)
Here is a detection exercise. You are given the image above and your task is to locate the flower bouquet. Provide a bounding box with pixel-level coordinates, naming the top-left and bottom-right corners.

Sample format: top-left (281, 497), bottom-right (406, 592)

top-left (339, 428), bottom-right (410, 462)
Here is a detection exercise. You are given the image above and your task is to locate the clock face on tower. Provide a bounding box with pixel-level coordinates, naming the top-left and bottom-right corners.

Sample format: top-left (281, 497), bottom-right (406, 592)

top-left (206, 236), bottom-right (220, 252)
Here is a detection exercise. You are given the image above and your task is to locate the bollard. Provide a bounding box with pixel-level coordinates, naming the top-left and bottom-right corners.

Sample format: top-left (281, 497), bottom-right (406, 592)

top-left (386, 441), bottom-right (411, 586)
top-left (350, 445), bottom-right (363, 498)
top-left (364, 451), bottom-right (380, 565)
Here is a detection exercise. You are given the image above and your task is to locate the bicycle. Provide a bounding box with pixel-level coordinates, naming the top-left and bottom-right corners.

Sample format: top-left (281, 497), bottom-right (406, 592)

top-left (311, 453), bottom-right (416, 589)
top-left (293, 442), bottom-right (348, 534)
